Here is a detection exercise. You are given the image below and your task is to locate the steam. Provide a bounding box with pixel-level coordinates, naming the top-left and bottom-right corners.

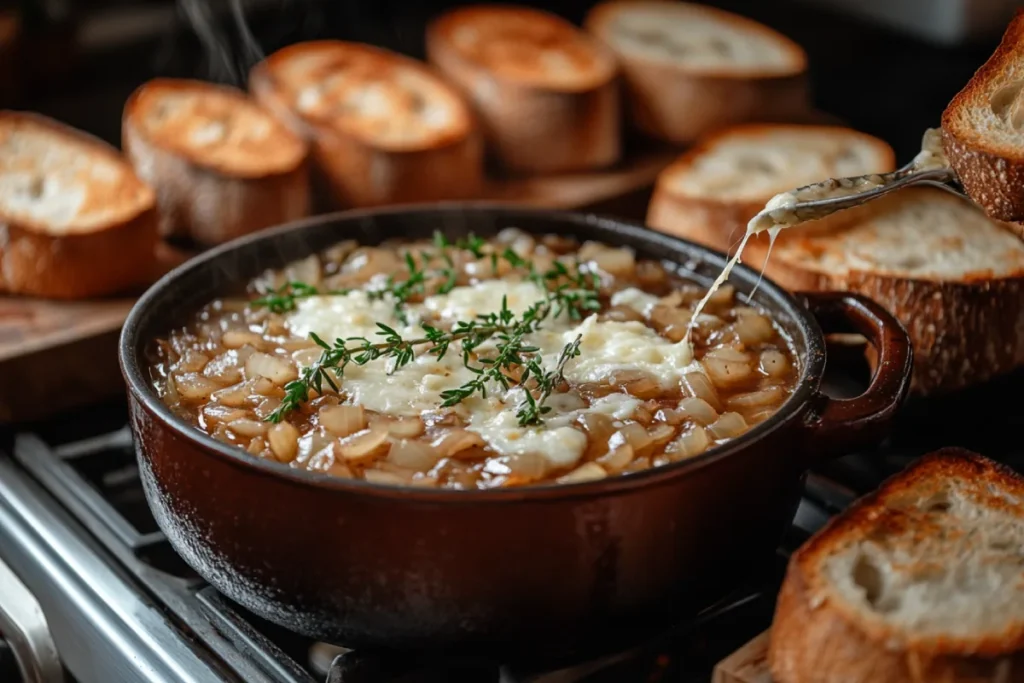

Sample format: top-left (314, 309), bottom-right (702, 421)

top-left (177, 0), bottom-right (267, 85)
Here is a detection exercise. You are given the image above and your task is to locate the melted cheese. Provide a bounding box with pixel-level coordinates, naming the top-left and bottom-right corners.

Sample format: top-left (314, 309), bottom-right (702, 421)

top-left (286, 282), bottom-right (698, 468)
top-left (688, 127), bottom-right (951, 335)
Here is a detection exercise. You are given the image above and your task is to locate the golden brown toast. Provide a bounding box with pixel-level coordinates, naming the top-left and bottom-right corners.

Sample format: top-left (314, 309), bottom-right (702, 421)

top-left (585, 0), bottom-right (809, 144)
top-left (943, 10), bottom-right (1024, 223)
top-left (427, 4), bottom-right (620, 174)
top-left (0, 111), bottom-right (158, 298)
top-left (123, 78), bottom-right (310, 245)
top-left (771, 448), bottom-right (1024, 683)
top-left (249, 40), bottom-right (483, 208)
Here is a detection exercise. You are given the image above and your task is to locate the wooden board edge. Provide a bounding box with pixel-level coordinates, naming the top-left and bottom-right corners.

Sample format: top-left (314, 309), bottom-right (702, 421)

top-left (713, 630), bottom-right (774, 683)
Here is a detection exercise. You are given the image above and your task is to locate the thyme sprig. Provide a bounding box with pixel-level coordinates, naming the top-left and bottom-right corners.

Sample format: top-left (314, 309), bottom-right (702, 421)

top-left (262, 232), bottom-right (602, 426)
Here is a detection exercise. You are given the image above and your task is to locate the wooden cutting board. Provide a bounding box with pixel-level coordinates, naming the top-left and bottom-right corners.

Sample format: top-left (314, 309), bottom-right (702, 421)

top-left (714, 631), bottom-right (774, 683)
top-left (0, 145), bottom-right (677, 424)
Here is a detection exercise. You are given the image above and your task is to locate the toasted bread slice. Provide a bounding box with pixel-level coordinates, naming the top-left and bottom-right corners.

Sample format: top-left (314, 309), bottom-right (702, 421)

top-left (762, 187), bottom-right (1024, 394)
top-left (427, 4), bottom-right (620, 174)
top-left (771, 448), bottom-right (1024, 683)
top-left (585, 1), bottom-right (809, 144)
top-left (647, 124), bottom-right (895, 255)
top-left (943, 11), bottom-right (1024, 223)
top-left (249, 40), bottom-right (483, 209)
top-left (0, 112), bottom-right (158, 299)
top-left (123, 78), bottom-right (310, 246)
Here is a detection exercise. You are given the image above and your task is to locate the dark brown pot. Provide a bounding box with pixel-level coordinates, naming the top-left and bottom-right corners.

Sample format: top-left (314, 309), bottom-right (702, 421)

top-left (120, 205), bottom-right (912, 663)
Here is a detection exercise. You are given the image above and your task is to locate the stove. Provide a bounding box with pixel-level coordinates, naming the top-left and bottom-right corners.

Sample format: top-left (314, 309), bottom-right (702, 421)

top-left (5, 358), bottom-right (1024, 683)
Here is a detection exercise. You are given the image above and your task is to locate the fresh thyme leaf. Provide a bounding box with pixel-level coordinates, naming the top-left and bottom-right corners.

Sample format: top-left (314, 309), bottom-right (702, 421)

top-left (266, 235), bottom-right (604, 425)
top-left (252, 282), bottom-right (343, 313)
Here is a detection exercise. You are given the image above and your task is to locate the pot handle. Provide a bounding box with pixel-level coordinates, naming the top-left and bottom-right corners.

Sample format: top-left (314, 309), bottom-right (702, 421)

top-left (797, 291), bottom-right (913, 462)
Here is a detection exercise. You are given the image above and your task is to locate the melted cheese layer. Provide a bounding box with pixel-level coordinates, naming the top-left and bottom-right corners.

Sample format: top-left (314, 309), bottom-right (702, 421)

top-left (285, 282), bottom-right (697, 468)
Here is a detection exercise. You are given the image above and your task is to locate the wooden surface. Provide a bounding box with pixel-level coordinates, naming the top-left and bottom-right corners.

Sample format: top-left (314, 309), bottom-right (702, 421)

top-left (0, 146), bottom-right (675, 424)
top-left (713, 631), bottom-right (774, 683)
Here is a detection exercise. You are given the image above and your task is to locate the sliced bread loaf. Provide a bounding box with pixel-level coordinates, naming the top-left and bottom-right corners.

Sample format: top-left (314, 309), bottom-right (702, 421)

top-left (123, 78), bottom-right (310, 246)
top-left (249, 41), bottom-right (483, 208)
top-left (585, 1), bottom-right (809, 144)
top-left (771, 448), bottom-right (1024, 683)
top-left (427, 4), bottom-right (620, 174)
top-left (0, 111), bottom-right (158, 298)
top-left (762, 187), bottom-right (1024, 394)
top-left (943, 10), bottom-right (1024, 223)
top-left (646, 124), bottom-right (895, 256)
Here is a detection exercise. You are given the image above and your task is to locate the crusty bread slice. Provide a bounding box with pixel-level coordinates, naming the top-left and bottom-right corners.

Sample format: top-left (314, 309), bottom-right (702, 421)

top-left (249, 40), bottom-right (483, 209)
top-left (942, 10), bottom-right (1024, 223)
top-left (771, 448), bottom-right (1024, 683)
top-left (762, 187), bottom-right (1024, 395)
top-left (123, 78), bottom-right (310, 246)
top-left (646, 124), bottom-right (895, 256)
top-left (427, 4), bottom-right (620, 174)
top-left (585, 1), bottom-right (810, 144)
top-left (0, 111), bottom-right (159, 299)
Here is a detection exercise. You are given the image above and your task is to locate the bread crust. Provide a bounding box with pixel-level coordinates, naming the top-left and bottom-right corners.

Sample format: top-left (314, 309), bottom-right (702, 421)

top-left (427, 5), bottom-right (620, 174)
top-left (249, 41), bottom-right (483, 209)
top-left (942, 11), bottom-right (1024, 222)
top-left (763, 253), bottom-right (1024, 396)
top-left (585, 1), bottom-right (810, 144)
top-left (646, 124), bottom-right (896, 259)
top-left (123, 78), bottom-right (311, 246)
top-left (770, 449), bottom-right (1024, 683)
top-left (0, 112), bottom-right (159, 298)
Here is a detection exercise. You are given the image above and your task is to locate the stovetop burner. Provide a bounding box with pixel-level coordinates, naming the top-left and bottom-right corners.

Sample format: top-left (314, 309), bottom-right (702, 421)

top-left (0, 406), bottom-right (849, 683)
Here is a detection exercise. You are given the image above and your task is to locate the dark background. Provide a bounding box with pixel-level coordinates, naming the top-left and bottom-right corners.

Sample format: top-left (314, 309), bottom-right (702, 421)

top-left (7, 0), bottom-right (1003, 164)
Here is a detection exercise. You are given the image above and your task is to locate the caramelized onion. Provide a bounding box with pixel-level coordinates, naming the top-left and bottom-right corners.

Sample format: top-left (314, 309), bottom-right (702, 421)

top-left (557, 462), bottom-right (607, 484)
top-left (669, 426), bottom-right (711, 460)
top-left (319, 405), bottom-right (367, 438)
top-left (268, 422), bottom-right (300, 462)
top-left (726, 387), bottom-right (785, 410)
top-left (387, 439), bottom-right (441, 470)
top-left (682, 371), bottom-right (722, 410)
top-left (433, 429), bottom-right (486, 458)
top-left (708, 412), bottom-right (749, 440)
top-left (702, 348), bottom-right (753, 387)
top-left (336, 424), bottom-right (390, 462)
top-left (759, 350), bottom-right (790, 377)
top-left (678, 397), bottom-right (719, 425)
top-left (598, 443), bottom-right (635, 472)
top-left (732, 312), bottom-right (774, 345)
top-left (245, 352), bottom-right (298, 385)
top-left (174, 373), bottom-right (220, 401)
top-left (227, 418), bottom-right (268, 438)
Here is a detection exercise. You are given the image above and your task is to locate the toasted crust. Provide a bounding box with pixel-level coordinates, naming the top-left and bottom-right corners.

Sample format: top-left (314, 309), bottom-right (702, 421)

top-left (123, 78), bottom-right (310, 245)
top-left (249, 41), bottom-right (483, 209)
top-left (0, 111), bottom-right (159, 298)
top-left (585, 1), bottom-right (810, 144)
top-left (427, 5), bottom-right (620, 174)
top-left (771, 449), bottom-right (1024, 683)
top-left (942, 11), bottom-right (1024, 222)
top-left (762, 189), bottom-right (1024, 395)
top-left (646, 123), bottom-right (895, 255)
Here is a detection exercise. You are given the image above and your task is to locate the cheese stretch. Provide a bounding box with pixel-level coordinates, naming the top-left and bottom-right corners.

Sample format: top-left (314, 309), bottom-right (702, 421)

top-left (286, 280), bottom-right (700, 469)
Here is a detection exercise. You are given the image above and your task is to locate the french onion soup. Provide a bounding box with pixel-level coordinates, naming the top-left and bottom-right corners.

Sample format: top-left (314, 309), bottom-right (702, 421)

top-left (149, 229), bottom-right (798, 489)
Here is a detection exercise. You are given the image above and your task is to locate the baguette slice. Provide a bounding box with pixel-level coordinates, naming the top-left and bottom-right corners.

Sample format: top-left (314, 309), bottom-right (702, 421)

top-left (585, 1), bottom-right (809, 144)
top-left (427, 4), bottom-right (620, 174)
top-left (0, 112), bottom-right (158, 298)
top-left (762, 187), bottom-right (1024, 395)
top-left (771, 448), bottom-right (1024, 683)
top-left (123, 78), bottom-right (310, 246)
top-left (942, 10), bottom-right (1024, 222)
top-left (249, 41), bottom-right (483, 209)
top-left (647, 124), bottom-right (895, 255)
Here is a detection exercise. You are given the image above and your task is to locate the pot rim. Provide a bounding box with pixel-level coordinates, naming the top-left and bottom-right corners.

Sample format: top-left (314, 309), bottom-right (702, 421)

top-left (120, 202), bottom-right (826, 504)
